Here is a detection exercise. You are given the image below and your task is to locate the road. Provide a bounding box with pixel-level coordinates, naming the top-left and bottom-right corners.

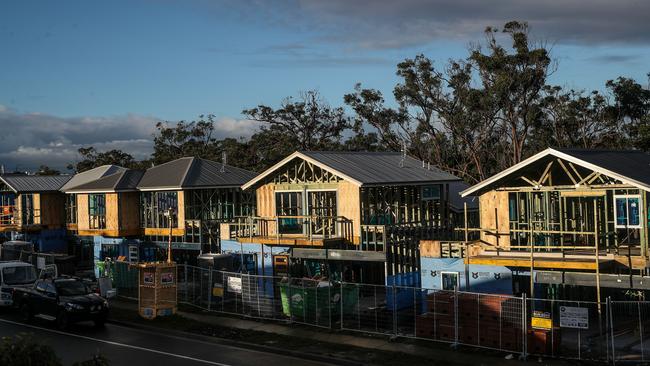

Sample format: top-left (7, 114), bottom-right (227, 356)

top-left (0, 315), bottom-right (336, 366)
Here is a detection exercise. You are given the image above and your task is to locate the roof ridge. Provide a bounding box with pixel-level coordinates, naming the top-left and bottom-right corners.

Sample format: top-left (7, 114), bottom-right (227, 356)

top-left (179, 156), bottom-right (197, 188)
top-left (111, 169), bottom-right (129, 190)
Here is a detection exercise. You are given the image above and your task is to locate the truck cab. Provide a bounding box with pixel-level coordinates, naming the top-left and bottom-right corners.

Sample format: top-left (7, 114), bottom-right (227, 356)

top-left (0, 261), bottom-right (37, 307)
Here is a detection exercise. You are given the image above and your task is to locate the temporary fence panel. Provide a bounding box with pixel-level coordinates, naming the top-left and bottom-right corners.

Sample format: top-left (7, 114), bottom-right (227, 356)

top-left (114, 263), bottom-right (650, 363)
top-left (341, 283), bottom-right (392, 335)
top-left (524, 298), bottom-right (606, 361)
top-left (609, 300), bottom-right (650, 363)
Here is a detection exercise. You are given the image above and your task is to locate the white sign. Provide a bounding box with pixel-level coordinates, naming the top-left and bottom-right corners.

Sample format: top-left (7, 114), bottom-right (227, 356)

top-left (227, 276), bottom-right (242, 294)
top-left (36, 256), bottom-right (46, 270)
top-left (560, 306), bottom-right (589, 329)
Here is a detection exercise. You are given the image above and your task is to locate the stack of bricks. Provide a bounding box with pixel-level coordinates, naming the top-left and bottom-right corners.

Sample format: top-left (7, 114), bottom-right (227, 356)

top-left (415, 291), bottom-right (525, 351)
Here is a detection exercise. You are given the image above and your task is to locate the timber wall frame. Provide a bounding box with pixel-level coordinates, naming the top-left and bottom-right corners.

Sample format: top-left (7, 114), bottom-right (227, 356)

top-left (140, 188), bottom-right (255, 251)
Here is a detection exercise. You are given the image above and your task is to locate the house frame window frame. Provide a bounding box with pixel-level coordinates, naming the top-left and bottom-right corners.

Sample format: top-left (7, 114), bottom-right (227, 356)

top-left (88, 193), bottom-right (107, 229)
top-left (440, 271), bottom-right (460, 291)
top-left (614, 194), bottom-right (643, 229)
top-left (275, 190), bottom-right (304, 235)
top-left (306, 188), bottom-right (338, 237)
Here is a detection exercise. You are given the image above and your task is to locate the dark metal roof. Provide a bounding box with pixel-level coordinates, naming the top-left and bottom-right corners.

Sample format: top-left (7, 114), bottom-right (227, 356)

top-left (117, 170), bottom-right (145, 190)
top-left (462, 148), bottom-right (650, 197)
top-left (137, 157), bottom-right (257, 190)
top-left (62, 165), bottom-right (143, 193)
top-left (556, 148), bottom-right (650, 186)
top-left (299, 151), bottom-right (460, 185)
top-left (0, 175), bottom-right (71, 193)
top-left (448, 181), bottom-right (478, 211)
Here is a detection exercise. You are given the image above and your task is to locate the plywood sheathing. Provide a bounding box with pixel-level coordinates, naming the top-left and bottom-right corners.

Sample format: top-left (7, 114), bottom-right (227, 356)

top-left (338, 181), bottom-right (361, 244)
top-left (479, 190), bottom-right (510, 248)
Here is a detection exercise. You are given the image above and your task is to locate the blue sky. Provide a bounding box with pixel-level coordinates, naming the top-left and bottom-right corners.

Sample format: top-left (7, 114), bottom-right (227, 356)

top-left (1, 0), bottom-right (650, 170)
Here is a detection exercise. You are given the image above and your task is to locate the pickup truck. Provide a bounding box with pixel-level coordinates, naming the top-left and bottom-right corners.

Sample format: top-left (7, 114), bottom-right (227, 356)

top-left (14, 277), bottom-right (109, 329)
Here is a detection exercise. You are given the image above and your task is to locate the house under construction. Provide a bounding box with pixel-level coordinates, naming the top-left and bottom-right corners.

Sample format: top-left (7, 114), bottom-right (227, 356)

top-left (0, 174), bottom-right (70, 252)
top-left (220, 151), bottom-right (464, 286)
top-left (137, 157), bottom-right (256, 264)
top-left (440, 148), bottom-right (650, 302)
top-left (61, 165), bottom-right (145, 267)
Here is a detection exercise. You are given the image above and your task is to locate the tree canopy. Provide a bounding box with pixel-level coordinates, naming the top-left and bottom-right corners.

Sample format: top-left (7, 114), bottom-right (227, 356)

top-left (67, 21), bottom-right (650, 183)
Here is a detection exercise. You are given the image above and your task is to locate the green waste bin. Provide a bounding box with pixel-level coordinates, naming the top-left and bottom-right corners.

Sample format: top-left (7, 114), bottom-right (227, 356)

top-left (279, 281), bottom-right (359, 319)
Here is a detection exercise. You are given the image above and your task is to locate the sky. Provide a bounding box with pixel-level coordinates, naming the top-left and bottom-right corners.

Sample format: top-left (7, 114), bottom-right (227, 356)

top-left (1, 0), bottom-right (650, 171)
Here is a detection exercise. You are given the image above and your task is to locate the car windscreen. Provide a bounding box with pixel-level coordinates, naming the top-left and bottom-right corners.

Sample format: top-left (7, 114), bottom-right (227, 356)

top-left (55, 280), bottom-right (90, 296)
top-left (2, 266), bottom-right (37, 285)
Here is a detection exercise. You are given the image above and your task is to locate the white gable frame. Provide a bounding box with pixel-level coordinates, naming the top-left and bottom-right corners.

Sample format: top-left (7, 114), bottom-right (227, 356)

top-left (241, 151), bottom-right (363, 190)
top-left (461, 148), bottom-right (650, 197)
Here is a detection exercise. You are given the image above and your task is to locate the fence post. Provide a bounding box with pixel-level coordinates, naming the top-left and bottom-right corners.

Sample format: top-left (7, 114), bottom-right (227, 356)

top-left (184, 264), bottom-right (188, 303)
top-left (357, 282), bottom-right (361, 331)
top-left (453, 289), bottom-right (458, 346)
top-left (200, 267), bottom-right (205, 308)
top-left (207, 268), bottom-right (212, 311)
top-left (477, 294), bottom-right (480, 347)
top-left (256, 275), bottom-right (261, 317)
top-left (315, 279), bottom-right (318, 326)
top-left (374, 286), bottom-right (378, 333)
top-left (413, 286), bottom-right (417, 338)
top-left (392, 283), bottom-right (397, 336)
top-left (577, 301), bottom-right (582, 360)
top-left (288, 279), bottom-right (293, 323)
top-left (639, 301), bottom-right (645, 362)
top-left (303, 280), bottom-right (306, 323)
top-left (328, 281), bottom-right (332, 329)
top-left (193, 267), bottom-right (198, 305)
top-left (521, 293), bottom-right (527, 360)
top-left (608, 297), bottom-right (616, 365)
top-left (222, 271), bottom-right (225, 312)
top-left (340, 281), bottom-right (344, 329)
top-left (271, 274), bottom-right (276, 319)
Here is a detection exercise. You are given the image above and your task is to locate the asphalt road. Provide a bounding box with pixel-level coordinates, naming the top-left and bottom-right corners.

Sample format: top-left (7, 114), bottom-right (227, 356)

top-left (0, 314), bottom-right (336, 366)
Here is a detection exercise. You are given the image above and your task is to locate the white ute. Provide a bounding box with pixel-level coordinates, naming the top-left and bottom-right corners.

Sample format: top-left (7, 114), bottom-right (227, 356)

top-left (0, 261), bottom-right (38, 307)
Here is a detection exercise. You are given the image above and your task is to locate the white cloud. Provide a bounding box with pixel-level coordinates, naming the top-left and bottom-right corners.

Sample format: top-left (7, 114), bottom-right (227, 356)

top-left (0, 107), bottom-right (260, 171)
top-left (210, 117), bottom-right (260, 138)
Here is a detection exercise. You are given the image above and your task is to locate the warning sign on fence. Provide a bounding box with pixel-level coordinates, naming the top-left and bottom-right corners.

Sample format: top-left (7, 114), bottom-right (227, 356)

top-left (227, 276), bottom-right (242, 294)
top-left (559, 306), bottom-right (588, 329)
top-left (531, 310), bottom-right (552, 330)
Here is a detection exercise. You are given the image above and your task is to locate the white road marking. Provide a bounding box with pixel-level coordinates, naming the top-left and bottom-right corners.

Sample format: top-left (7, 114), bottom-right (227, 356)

top-left (0, 318), bottom-right (233, 366)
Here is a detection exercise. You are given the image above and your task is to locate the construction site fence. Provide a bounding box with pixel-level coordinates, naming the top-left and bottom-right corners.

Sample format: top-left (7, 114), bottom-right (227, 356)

top-left (112, 262), bottom-right (650, 363)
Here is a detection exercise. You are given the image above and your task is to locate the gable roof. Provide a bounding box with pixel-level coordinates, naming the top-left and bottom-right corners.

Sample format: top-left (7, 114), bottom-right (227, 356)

top-left (0, 175), bottom-right (71, 193)
top-left (61, 165), bottom-right (143, 193)
top-left (137, 157), bottom-right (257, 190)
top-left (242, 151), bottom-right (460, 190)
top-left (461, 148), bottom-right (650, 197)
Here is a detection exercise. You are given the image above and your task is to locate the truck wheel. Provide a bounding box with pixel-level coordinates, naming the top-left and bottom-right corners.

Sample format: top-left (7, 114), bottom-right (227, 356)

top-left (56, 311), bottom-right (69, 330)
top-left (20, 304), bottom-right (32, 323)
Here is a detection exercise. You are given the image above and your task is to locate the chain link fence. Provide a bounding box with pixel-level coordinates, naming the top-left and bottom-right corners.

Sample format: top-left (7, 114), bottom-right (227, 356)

top-left (111, 262), bottom-right (650, 363)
